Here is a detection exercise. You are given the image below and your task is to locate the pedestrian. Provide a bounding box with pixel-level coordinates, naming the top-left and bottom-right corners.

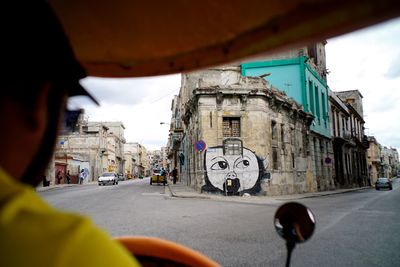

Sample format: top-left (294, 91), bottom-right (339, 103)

top-left (172, 167), bottom-right (178, 184)
top-left (160, 168), bottom-right (167, 186)
top-left (65, 170), bottom-right (71, 184)
top-left (42, 175), bottom-right (48, 187)
top-left (0, 2), bottom-right (139, 266)
top-left (56, 171), bottom-right (63, 184)
top-left (78, 170), bottom-right (84, 184)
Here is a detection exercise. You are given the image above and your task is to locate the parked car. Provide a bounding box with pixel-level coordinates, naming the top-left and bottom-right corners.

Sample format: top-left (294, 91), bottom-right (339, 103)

top-left (98, 172), bottom-right (118, 186)
top-left (117, 173), bottom-right (126, 181)
top-left (150, 169), bottom-right (167, 185)
top-left (375, 177), bottom-right (392, 190)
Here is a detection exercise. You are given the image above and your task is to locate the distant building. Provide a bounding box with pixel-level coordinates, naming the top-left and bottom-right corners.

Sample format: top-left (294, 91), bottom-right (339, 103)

top-left (125, 142), bottom-right (149, 177)
top-left (160, 147), bottom-right (169, 171)
top-left (94, 121), bottom-right (126, 174)
top-left (166, 95), bottom-right (184, 181)
top-left (124, 143), bottom-right (136, 179)
top-left (148, 150), bottom-right (163, 171)
top-left (49, 113), bottom-right (126, 184)
top-left (334, 90), bottom-right (369, 186)
top-left (367, 136), bottom-right (381, 184)
top-left (330, 90), bottom-right (369, 187)
top-left (380, 146), bottom-right (399, 178)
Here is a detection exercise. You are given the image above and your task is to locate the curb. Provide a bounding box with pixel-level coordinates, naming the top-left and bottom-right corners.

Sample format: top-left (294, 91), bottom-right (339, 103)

top-left (36, 182), bottom-right (98, 192)
top-left (273, 186), bottom-right (371, 200)
top-left (166, 184), bottom-right (372, 201)
top-left (167, 184), bottom-right (211, 199)
top-left (36, 184), bottom-right (78, 192)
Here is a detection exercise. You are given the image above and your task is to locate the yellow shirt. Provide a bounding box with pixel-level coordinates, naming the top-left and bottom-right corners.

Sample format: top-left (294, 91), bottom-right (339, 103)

top-left (0, 168), bottom-right (140, 267)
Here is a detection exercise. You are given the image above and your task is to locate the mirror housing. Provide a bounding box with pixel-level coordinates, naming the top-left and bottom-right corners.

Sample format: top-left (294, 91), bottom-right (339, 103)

top-left (274, 202), bottom-right (315, 243)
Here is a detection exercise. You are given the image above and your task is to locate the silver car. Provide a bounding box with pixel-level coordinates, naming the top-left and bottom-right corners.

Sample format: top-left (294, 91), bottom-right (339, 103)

top-left (98, 172), bottom-right (118, 186)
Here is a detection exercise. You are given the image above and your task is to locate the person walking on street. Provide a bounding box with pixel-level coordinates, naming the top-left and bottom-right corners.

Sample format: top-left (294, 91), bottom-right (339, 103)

top-left (78, 170), bottom-right (84, 184)
top-left (172, 167), bottom-right (178, 184)
top-left (160, 168), bottom-right (167, 186)
top-left (56, 170), bottom-right (63, 184)
top-left (65, 170), bottom-right (71, 184)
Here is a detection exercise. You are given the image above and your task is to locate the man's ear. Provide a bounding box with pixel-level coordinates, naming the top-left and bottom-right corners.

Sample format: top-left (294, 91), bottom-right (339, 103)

top-left (24, 82), bottom-right (52, 135)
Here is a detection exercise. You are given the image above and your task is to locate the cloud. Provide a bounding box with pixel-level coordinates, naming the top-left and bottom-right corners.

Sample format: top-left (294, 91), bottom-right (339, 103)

top-left (70, 74), bottom-right (181, 151)
top-left (385, 54), bottom-right (400, 79)
top-left (327, 18), bottom-right (400, 149)
top-left (79, 75), bottom-right (181, 106)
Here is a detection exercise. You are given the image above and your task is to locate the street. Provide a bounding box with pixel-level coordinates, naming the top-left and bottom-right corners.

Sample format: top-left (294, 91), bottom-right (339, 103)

top-left (39, 179), bottom-right (400, 267)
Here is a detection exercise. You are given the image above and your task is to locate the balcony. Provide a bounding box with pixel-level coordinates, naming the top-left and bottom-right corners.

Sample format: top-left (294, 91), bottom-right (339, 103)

top-left (170, 132), bottom-right (183, 150)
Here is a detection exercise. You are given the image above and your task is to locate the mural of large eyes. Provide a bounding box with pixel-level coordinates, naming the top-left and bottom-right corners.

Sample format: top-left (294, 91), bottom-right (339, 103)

top-left (235, 159), bottom-right (250, 169)
top-left (211, 160), bottom-right (229, 170)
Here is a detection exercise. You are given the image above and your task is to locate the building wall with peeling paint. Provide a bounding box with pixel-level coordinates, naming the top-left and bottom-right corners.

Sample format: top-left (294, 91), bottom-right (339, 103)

top-left (179, 69), bottom-right (316, 195)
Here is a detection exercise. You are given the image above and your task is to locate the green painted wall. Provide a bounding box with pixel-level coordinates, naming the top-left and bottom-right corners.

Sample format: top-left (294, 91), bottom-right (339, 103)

top-left (242, 57), bottom-right (330, 138)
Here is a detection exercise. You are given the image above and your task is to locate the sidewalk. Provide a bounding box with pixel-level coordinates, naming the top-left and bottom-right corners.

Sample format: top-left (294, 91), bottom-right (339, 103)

top-left (167, 182), bottom-right (372, 204)
top-left (36, 181), bottom-right (97, 192)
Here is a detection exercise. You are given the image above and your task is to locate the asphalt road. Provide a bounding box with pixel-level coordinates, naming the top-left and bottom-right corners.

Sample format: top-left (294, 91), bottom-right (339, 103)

top-left (39, 178), bottom-right (400, 267)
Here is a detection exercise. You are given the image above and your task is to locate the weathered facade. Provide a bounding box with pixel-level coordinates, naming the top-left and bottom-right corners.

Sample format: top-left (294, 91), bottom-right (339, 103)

top-left (166, 95), bottom-right (184, 181)
top-left (50, 115), bottom-right (126, 184)
top-left (330, 90), bottom-right (369, 187)
top-left (334, 90), bottom-right (369, 186)
top-left (124, 143), bottom-right (136, 178)
top-left (176, 67), bottom-right (316, 195)
top-left (380, 146), bottom-right (400, 178)
top-left (124, 142), bottom-right (149, 177)
top-left (148, 150), bottom-right (163, 171)
top-left (241, 43), bottom-right (335, 191)
top-left (98, 122), bottom-right (126, 174)
top-left (367, 136), bottom-right (381, 184)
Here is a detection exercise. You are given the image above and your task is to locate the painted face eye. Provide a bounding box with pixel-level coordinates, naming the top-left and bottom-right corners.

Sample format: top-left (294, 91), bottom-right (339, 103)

top-left (235, 159), bottom-right (250, 169)
top-left (211, 160), bottom-right (228, 170)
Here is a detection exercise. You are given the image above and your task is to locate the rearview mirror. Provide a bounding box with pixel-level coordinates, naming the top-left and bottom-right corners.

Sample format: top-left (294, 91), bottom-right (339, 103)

top-left (274, 202), bottom-right (315, 267)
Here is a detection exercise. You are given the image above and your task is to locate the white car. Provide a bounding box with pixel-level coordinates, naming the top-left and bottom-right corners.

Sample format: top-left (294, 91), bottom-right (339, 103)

top-left (98, 172), bottom-right (118, 186)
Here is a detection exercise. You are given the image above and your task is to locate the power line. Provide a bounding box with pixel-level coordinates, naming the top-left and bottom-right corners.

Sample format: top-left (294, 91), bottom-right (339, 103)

top-left (146, 88), bottom-right (180, 104)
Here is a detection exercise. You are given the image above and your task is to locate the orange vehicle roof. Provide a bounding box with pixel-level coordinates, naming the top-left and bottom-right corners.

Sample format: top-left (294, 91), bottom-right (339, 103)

top-left (49, 0), bottom-right (400, 78)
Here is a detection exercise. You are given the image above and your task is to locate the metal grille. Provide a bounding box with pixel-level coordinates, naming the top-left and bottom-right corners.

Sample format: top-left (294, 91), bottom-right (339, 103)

top-left (223, 118), bottom-right (240, 137)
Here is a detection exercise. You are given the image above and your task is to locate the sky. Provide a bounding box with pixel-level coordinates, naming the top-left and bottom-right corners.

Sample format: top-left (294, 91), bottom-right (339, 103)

top-left (71, 17), bottom-right (400, 152)
top-left (325, 17), bottom-right (400, 150)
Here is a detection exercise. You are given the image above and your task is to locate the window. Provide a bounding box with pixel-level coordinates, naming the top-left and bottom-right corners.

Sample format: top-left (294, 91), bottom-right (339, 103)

top-left (272, 148), bottom-right (279, 170)
top-left (321, 91), bottom-right (327, 127)
top-left (291, 152), bottom-right (295, 168)
top-left (341, 117), bottom-right (346, 137)
top-left (307, 44), bottom-right (318, 64)
top-left (223, 117), bottom-right (240, 137)
top-left (315, 86), bottom-right (320, 123)
top-left (281, 124), bottom-right (285, 144)
top-left (309, 81), bottom-right (314, 114)
top-left (223, 139), bottom-right (242, 156)
top-left (271, 120), bottom-right (277, 140)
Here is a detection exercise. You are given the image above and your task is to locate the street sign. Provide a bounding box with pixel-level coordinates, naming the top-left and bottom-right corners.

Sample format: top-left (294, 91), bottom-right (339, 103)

top-left (325, 157), bottom-right (332, 164)
top-left (195, 140), bottom-right (206, 152)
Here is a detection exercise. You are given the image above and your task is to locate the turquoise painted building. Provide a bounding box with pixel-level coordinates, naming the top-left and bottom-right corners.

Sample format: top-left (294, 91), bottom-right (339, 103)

top-left (241, 56), bottom-right (330, 138)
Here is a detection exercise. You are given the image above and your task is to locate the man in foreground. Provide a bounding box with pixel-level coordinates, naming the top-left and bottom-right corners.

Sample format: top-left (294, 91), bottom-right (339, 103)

top-left (0, 1), bottom-right (140, 266)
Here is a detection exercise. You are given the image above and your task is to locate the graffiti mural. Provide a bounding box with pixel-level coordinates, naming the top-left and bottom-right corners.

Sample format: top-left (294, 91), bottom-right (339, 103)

top-left (202, 138), bottom-right (269, 195)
